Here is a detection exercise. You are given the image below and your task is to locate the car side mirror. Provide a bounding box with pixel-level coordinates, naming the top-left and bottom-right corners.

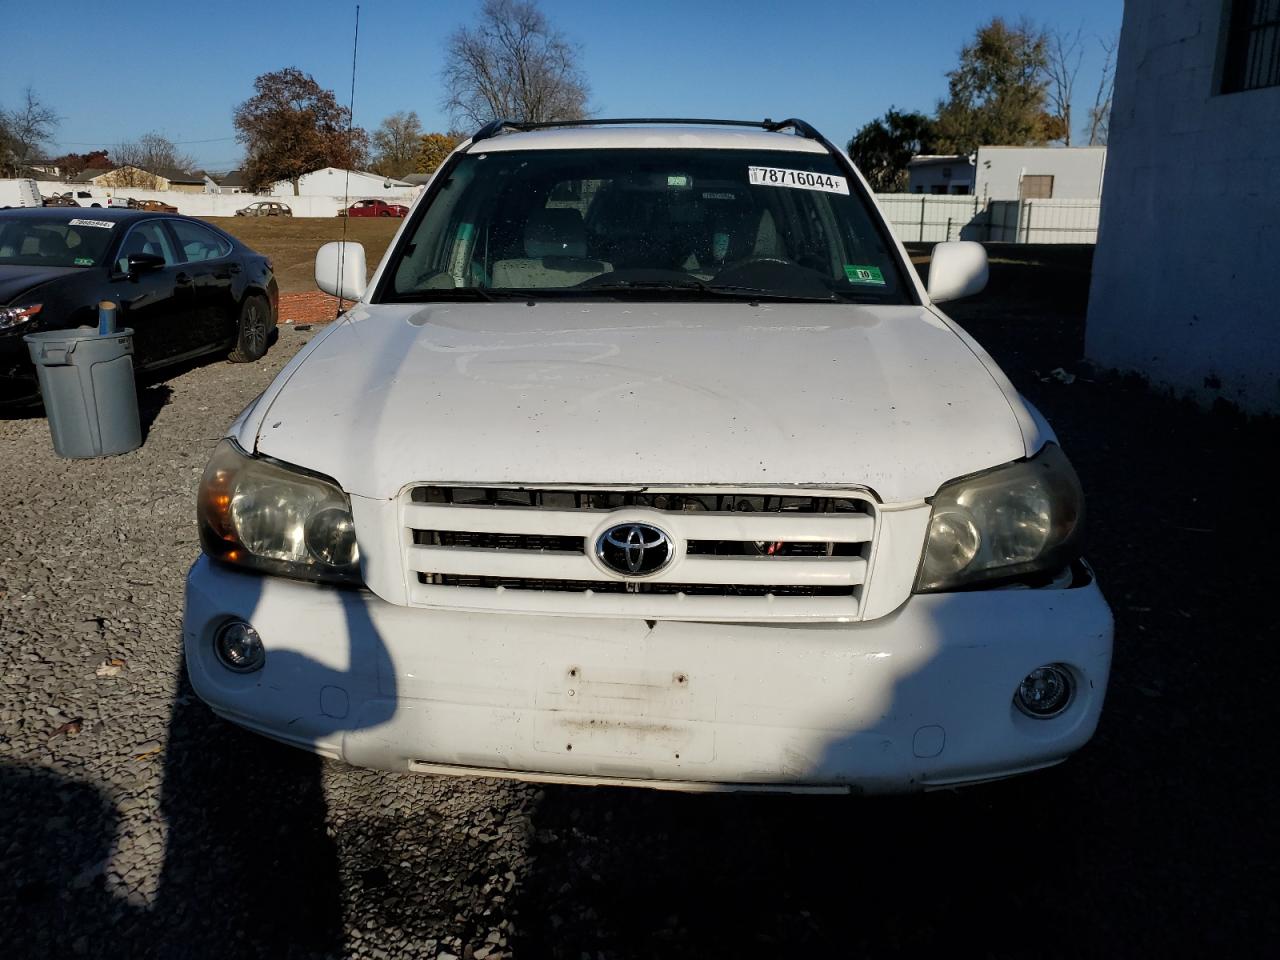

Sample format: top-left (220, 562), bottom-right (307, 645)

top-left (126, 252), bottom-right (165, 277)
top-left (315, 241), bottom-right (367, 301)
top-left (926, 240), bottom-right (988, 303)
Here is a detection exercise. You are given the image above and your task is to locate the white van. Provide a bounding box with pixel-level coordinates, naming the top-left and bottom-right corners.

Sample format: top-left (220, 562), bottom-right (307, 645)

top-left (0, 179), bottom-right (42, 209)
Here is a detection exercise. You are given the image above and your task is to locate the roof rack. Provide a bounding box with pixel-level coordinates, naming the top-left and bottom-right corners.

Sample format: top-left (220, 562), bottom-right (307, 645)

top-left (470, 116), bottom-right (824, 145)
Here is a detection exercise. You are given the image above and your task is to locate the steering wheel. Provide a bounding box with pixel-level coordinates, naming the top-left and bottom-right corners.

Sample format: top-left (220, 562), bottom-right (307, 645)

top-left (711, 256), bottom-right (796, 285)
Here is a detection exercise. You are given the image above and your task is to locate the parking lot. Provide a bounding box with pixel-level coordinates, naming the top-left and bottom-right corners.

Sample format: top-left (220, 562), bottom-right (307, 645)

top-left (1, 246), bottom-right (1276, 959)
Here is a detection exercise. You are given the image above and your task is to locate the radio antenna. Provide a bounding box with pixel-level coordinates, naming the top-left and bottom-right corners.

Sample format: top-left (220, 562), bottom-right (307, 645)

top-left (336, 3), bottom-right (360, 319)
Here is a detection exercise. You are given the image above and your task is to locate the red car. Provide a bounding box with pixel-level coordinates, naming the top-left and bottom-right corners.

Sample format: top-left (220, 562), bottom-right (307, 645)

top-left (342, 199), bottom-right (409, 218)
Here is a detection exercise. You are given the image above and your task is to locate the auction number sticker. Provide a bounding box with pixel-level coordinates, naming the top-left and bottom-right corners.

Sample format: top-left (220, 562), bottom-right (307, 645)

top-left (748, 166), bottom-right (849, 195)
top-left (69, 218), bottom-right (113, 229)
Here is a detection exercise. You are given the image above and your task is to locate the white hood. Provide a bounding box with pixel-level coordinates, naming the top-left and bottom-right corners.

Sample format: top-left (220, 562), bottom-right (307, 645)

top-left (248, 302), bottom-right (1028, 503)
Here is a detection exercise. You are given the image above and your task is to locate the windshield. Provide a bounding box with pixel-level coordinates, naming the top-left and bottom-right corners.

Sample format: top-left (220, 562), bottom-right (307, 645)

top-left (382, 147), bottom-right (910, 304)
top-left (0, 216), bottom-right (115, 268)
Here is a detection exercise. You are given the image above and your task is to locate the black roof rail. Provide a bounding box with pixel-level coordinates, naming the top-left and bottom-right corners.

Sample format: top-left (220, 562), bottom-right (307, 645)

top-left (470, 118), bottom-right (516, 143)
top-left (469, 116), bottom-right (824, 143)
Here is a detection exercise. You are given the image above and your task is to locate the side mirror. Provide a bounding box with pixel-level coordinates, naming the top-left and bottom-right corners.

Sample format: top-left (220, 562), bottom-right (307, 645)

top-left (126, 252), bottom-right (165, 276)
top-left (926, 240), bottom-right (988, 303)
top-left (315, 241), bottom-right (367, 300)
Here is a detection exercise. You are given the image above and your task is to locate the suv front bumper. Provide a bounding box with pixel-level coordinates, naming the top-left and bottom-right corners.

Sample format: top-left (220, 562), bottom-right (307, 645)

top-left (183, 555), bottom-right (1113, 793)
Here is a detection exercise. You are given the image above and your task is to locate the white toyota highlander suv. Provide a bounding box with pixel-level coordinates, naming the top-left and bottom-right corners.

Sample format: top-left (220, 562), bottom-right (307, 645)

top-left (184, 118), bottom-right (1112, 794)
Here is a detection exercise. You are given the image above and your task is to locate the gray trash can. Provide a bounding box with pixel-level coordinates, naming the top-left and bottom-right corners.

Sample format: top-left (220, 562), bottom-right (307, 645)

top-left (23, 327), bottom-right (142, 458)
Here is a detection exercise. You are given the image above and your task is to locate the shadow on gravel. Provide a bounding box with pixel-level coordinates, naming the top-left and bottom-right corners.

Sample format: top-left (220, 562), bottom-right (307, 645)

top-left (150, 664), bottom-right (343, 959)
top-left (0, 763), bottom-right (142, 960)
top-left (136, 383), bottom-right (172, 442)
top-left (145, 571), bottom-right (398, 959)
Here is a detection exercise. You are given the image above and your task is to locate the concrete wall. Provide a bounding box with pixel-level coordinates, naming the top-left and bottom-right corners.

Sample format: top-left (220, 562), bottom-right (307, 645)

top-left (1085, 0), bottom-right (1280, 413)
top-left (974, 146), bottom-right (1107, 200)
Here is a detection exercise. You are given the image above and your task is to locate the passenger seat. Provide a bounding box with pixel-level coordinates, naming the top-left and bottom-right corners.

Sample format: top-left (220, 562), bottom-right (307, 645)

top-left (491, 209), bottom-right (612, 287)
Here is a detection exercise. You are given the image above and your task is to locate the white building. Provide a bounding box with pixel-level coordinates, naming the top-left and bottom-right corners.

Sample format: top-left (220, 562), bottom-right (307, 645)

top-left (269, 167), bottom-right (413, 198)
top-left (906, 155), bottom-right (975, 194)
top-left (973, 146), bottom-right (1107, 201)
top-left (1086, 0), bottom-right (1280, 413)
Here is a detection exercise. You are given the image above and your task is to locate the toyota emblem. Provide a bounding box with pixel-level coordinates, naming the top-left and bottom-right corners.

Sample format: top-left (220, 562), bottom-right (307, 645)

top-left (596, 523), bottom-right (673, 576)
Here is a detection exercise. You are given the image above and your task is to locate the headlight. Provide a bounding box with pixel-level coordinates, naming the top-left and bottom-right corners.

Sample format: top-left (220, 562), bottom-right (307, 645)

top-left (915, 443), bottom-right (1084, 592)
top-left (0, 303), bottom-right (41, 331)
top-left (197, 439), bottom-right (363, 585)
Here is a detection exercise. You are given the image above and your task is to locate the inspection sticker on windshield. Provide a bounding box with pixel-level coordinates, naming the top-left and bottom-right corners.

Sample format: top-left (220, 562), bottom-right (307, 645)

top-left (68, 218), bottom-right (113, 229)
top-left (748, 166), bottom-right (849, 194)
top-left (844, 264), bottom-right (886, 285)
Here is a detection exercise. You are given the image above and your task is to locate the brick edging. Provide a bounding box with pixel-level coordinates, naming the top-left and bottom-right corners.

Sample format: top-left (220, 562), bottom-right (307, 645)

top-left (277, 291), bottom-right (355, 325)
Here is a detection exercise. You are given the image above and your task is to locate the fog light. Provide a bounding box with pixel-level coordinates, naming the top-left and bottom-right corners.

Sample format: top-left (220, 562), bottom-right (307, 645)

top-left (214, 620), bottom-right (265, 673)
top-left (1014, 664), bottom-right (1073, 718)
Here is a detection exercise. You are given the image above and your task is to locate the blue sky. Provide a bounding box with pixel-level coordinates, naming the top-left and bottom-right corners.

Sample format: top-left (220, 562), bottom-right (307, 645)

top-left (6, 0), bottom-right (1123, 171)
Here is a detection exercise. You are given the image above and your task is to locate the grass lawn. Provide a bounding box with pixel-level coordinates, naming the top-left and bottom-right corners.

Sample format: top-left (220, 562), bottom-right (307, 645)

top-left (206, 216), bottom-right (403, 293)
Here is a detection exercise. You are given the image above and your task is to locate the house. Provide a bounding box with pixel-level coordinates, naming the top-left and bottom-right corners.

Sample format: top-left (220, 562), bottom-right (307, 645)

top-left (215, 169), bottom-right (249, 194)
top-left (906, 155), bottom-right (975, 195)
top-left (153, 168), bottom-right (207, 194)
top-left (70, 168), bottom-right (113, 185)
top-left (268, 167), bottom-right (413, 197)
top-left (972, 146), bottom-right (1107, 201)
top-left (81, 165), bottom-right (206, 192)
top-left (1085, 0), bottom-right (1280, 413)
top-left (24, 158), bottom-right (62, 178)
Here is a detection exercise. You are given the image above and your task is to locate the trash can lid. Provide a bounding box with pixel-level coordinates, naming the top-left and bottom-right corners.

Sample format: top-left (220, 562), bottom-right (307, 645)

top-left (22, 327), bottom-right (135, 345)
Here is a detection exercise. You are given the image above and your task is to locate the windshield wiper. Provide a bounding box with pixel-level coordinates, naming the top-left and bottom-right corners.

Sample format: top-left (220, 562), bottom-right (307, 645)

top-left (706, 283), bottom-right (841, 303)
top-left (390, 287), bottom-right (520, 302)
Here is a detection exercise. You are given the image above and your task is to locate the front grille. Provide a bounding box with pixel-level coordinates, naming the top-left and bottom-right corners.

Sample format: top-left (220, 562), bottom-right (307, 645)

top-left (401, 485), bottom-right (877, 621)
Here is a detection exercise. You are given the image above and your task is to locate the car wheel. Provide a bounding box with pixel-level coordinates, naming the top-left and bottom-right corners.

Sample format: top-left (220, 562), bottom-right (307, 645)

top-left (228, 295), bottom-right (271, 363)
top-left (379, 210), bottom-right (391, 217)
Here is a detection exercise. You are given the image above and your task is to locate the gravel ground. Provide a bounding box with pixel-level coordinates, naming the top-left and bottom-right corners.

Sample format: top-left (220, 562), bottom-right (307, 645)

top-left (2, 252), bottom-right (1277, 958)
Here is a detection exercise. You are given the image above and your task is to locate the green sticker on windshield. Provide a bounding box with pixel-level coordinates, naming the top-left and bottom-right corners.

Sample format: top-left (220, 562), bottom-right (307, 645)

top-left (844, 264), bottom-right (885, 285)
top-left (74, 257), bottom-right (94, 266)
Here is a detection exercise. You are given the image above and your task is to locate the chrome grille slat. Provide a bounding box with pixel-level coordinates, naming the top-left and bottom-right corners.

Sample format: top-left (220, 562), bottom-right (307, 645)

top-left (408, 544), bottom-right (866, 586)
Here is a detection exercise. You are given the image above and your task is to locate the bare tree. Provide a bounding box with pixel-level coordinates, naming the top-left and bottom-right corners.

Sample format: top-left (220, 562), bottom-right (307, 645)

top-left (110, 133), bottom-right (198, 186)
top-left (1044, 27), bottom-right (1085, 145)
top-left (1085, 33), bottom-right (1118, 146)
top-left (442, 0), bottom-right (590, 128)
top-left (0, 87), bottom-right (60, 173)
top-left (370, 111), bottom-right (423, 178)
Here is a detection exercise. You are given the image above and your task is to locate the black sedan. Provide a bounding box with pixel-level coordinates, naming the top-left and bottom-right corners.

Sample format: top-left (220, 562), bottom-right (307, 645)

top-left (0, 208), bottom-right (278, 406)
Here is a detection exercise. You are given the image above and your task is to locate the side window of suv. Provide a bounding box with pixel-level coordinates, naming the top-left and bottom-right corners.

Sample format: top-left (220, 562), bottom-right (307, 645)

top-left (169, 220), bottom-right (232, 262)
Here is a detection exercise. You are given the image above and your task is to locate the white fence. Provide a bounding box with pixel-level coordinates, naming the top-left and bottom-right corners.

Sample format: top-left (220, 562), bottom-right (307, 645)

top-left (875, 194), bottom-right (1101, 244)
top-left (33, 181), bottom-right (418, 218)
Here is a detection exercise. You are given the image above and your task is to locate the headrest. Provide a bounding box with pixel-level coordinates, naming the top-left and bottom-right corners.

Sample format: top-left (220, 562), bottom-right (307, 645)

top-left (525, 208), bottom-right (586, 259)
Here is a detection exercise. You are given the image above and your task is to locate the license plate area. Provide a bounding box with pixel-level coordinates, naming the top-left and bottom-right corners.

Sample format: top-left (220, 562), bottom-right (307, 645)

top-left (533, 663), bottom-right (715, 763)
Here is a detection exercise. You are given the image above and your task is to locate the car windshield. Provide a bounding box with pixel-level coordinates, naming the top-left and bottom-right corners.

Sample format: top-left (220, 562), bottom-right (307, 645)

top-left (0, 216), bottom-right (116, 267)
top-left (382, 146), bottom-right (910, 304)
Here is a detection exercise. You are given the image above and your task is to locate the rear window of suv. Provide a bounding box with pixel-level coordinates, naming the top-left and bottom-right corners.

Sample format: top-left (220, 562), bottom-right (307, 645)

top-left (384, 147), bottom-right (909, 305)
